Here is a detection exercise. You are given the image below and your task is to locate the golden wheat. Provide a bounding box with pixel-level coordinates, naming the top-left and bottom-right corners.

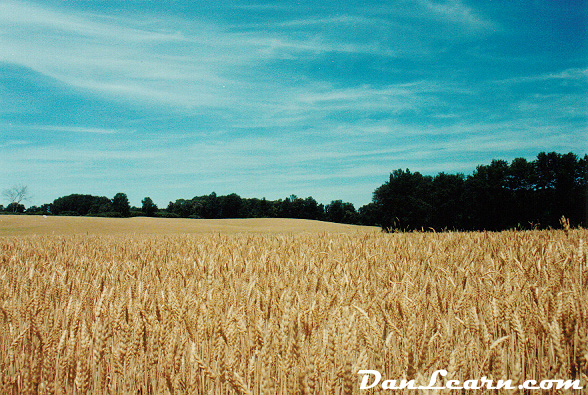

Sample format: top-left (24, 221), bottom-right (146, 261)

top-left (0, 228), bottom-right (587, 394)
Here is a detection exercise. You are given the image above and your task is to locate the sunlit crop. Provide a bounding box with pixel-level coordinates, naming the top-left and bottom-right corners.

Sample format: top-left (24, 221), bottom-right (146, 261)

top-left (1, 228), bottom-right (586, 394)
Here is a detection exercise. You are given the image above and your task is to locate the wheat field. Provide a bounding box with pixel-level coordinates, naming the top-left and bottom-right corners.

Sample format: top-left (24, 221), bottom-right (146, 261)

top-left (0, 223), bottom-right (587, 394)
top-left (0, 215), bottom-right (377, 236)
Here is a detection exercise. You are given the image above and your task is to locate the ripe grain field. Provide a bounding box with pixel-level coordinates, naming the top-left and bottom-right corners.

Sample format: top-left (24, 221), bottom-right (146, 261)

top-left (0, 217), bottom-right (587, 394)
top-left (0, 215), bottom-right (378, 236)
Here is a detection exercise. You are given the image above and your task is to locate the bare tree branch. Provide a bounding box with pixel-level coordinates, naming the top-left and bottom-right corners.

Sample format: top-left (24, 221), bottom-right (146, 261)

top-left (2, 184), bottom-right (29, 205)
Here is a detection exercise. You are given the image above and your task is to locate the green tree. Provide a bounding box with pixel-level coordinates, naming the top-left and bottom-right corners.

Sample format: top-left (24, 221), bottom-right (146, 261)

top-left (220, 193), bottom-right (244, 218)
top-left (6, 202), bottom-right (25, 213)
top-left (301, 196), bottom-right (324, 220)
top-left (112, 193), bottom-right (130, 217)
top-left (533, 152), bottom-right (585, 227)
top-left (52, 194), bottom-right (110, 216)
top-left (358, 202), bottom-right (380, 226)
top-left (325, 200), bottom-right (359, 224)
top-left (506, 157), bottom-right (536, 227)
top-left (141, 197), bottom-right (158, 217)
top-left (580, 154), bottom-right (588, 226)
top-left (167, 199), bottom-right (191, 218)
top-left (25, 206), bottom-right (42, 214)
top-left (373, 169), bottom-right (433, 231)
top-left (463, 160), bottom-right (511, 230)
top-left (203, 192), bottom-right (220, 218)
top-left (431, 173), bottom-right (465, 230)
top-left (89, 197), bottom-right (113, 215)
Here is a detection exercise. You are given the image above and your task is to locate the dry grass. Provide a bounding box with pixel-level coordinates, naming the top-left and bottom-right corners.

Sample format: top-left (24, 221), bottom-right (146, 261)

top-left (0, 215), bottom-right (377, 236)
top-left (0, 226), bottom-right (587, 394)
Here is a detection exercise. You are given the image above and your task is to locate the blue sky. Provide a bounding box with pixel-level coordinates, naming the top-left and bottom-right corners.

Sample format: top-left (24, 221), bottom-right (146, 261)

top-left (1, 0), bottom-right (587, 209)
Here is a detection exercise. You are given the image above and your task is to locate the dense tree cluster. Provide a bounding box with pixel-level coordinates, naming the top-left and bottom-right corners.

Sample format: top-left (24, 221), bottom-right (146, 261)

top-left (2, 152), bottom-right (586, 231)
top-left (49, 193), bottom-right (131, 217)
top-left (373, 152), bottom-right (587, 231)
top-left (164, 193), bottom-right (360, 224)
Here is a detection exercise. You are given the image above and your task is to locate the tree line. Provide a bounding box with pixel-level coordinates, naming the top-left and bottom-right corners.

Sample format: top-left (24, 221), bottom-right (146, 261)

top-left (2, 152), bottom-right (586, 231)
top-left (368, 152), bottom-right (587, 231)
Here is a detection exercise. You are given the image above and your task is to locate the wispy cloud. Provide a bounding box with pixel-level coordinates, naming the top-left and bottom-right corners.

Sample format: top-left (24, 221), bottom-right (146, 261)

top-left (0, 0), bottom-right (497, 113)
top-left (3, 0), bottom-right (381, 111)
top-left (488, 67), bottom-right (588, 123)
top-left (37, 126), bottom-right (121, 134)
top-left (415, 0), bottom-right (497, 31)
top-left (0, 2), bottom-right (258, 108)
top-left (0, 1), bottom-right (186, 42)
top-left (496, 67), bottom-right (588, 85)
top-left (277, 15), bottom-right (375, 27)
top-left (0, 139), bottom-right (30, 148)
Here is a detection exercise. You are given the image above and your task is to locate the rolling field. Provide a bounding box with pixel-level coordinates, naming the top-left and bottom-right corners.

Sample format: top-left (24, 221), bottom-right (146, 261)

top-left (0, 216), bottom-right (587, 394)
top-left (0, 215), bottom-right (378, 236)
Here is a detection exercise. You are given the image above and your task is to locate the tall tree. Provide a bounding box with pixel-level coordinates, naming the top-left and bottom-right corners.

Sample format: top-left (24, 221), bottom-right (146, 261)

top-left (534, 152), bottom-right (585, 227)
top-left (431, 173), bottom-right (465, 230)
top-left (580, 154), bottom-right (588, 226)
top-left (220, 193), bottom-right (244, 218)
top-left (325, 200), bottom-right (358, 224)
top-left (112, 193), bottom-right (131, 217)
top-left (463, 160), bottom-right (511, 230)
top-left (141, 197), bottom-right (158, 217)
top-left (505, 157), bottom-right (536, 227)
top-left (6, 202), bottom-right (25, 213)
top-left (372, 169), bottom-right (433, 231)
